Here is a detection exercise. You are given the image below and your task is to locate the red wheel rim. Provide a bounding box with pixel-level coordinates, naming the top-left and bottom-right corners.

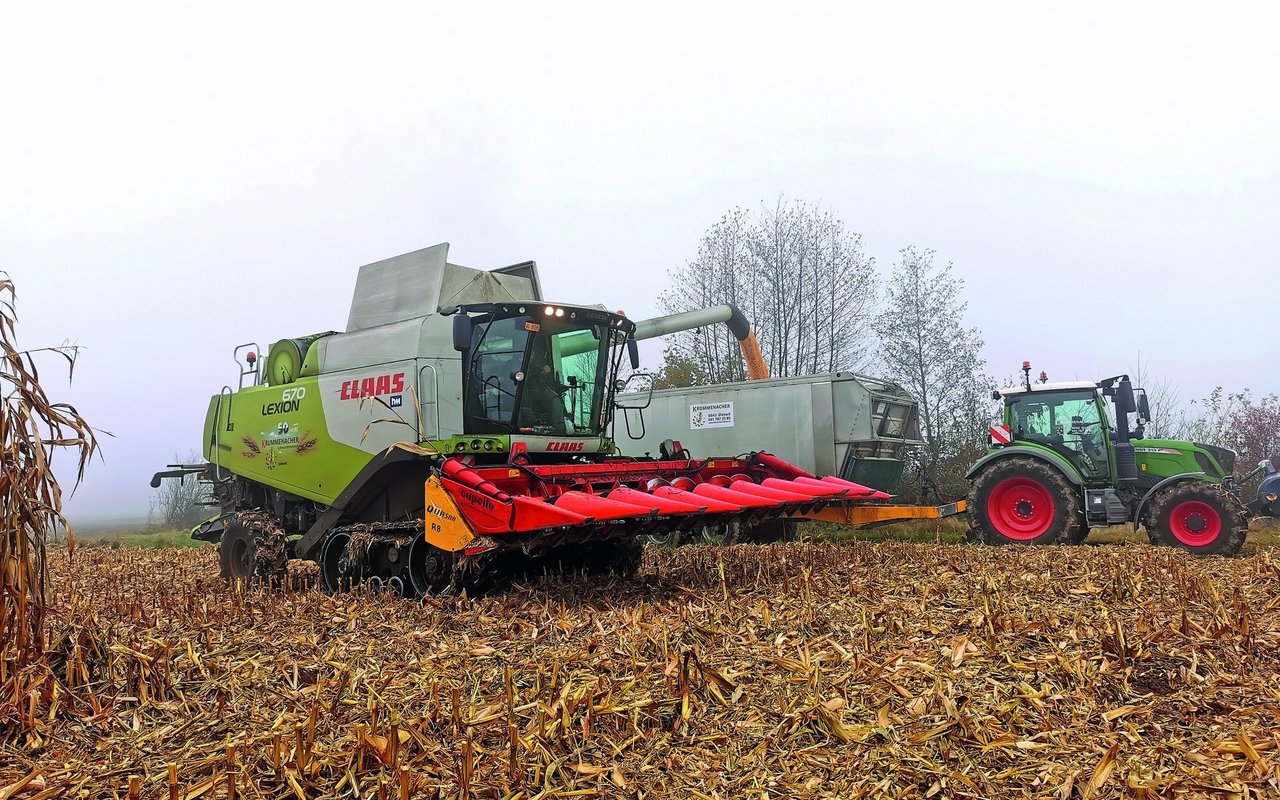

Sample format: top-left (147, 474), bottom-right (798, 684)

top-left (987, 478), bottom-right (1055, 540)
top-left (1168, 500), bottom-right (1221, 547)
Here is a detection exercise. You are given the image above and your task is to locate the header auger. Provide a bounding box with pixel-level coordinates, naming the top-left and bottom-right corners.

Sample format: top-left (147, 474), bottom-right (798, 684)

top-left (154, 243), bottom-right (962, 595)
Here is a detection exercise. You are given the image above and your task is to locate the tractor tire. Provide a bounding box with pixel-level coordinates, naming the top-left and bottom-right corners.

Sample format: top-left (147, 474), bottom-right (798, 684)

top-left (219, 512), bottom-right (288, 583)
top-left (1145, 482), bottom-right (1247, 556)
top-left (967, 457), bottom-right (1085, 546)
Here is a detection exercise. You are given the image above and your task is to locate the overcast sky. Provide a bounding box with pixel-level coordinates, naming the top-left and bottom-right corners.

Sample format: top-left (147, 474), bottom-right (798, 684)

top-left (3, 2), bottom-right (1277, 523)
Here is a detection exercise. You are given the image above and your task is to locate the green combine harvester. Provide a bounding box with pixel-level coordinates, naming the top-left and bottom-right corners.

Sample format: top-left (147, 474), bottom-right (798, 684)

top-left (153, 244), bottom-right (961, 594)
top-left (967, 362), bottom-right (1277, 554)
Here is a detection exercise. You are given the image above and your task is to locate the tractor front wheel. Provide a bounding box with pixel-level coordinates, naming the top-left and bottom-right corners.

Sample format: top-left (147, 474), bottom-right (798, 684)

top-left (1146, 482), bottom-right (1247, 556)
top-left (967, 457), bottom-right (1084, 546)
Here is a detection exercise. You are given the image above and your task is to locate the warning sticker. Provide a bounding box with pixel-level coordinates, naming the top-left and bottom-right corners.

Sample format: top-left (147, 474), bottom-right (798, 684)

top-left (689, 401), bottom-right (734, 430)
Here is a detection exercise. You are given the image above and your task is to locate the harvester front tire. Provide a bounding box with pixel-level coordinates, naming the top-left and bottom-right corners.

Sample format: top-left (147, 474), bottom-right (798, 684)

top-left (219, 514), bottom-right (288, 584)
top-left (1146, 482), bottom-right (1247, 556)
top-left (967, 457), bottom-right (1084, 546)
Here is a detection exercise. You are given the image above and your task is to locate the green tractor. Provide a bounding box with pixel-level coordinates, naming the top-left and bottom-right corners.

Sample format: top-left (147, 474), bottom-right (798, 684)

top-left (966, 363), bottom-right (1249, 555)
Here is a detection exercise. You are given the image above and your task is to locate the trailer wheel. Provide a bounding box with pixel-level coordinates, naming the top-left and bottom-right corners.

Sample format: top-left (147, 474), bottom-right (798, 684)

top-left (1146, 482), bottom-right (1247, 556)
top-left (967, 457), bottom-right (1084, 546)
top-left (695, 522), bottom-right (737, 545)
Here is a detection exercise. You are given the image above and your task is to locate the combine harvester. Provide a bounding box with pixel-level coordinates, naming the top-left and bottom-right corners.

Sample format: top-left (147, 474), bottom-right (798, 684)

top-left (153, 244), bottom-right (962, 595)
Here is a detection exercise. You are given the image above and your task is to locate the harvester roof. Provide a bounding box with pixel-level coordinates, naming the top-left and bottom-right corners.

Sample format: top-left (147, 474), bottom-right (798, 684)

top-left (346, 243), bottom-right (543, 332)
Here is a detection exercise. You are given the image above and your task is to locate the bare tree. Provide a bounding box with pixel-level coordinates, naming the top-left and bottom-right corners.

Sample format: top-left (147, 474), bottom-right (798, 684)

top-left (149, 450), bottom-right (212, 529)
top-left (874, 247), bottom-right (988, 500)
top-left (1131, 355), bottom-right (1187, 439)
top-left (657, 198), bottom-right (878, 384)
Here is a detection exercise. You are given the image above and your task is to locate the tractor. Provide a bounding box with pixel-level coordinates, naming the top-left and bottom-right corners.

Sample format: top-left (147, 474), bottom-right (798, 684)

top-left (966, 362), bottom-right (1272, 555)
top-left (153, 243), bottom-right (962, 595)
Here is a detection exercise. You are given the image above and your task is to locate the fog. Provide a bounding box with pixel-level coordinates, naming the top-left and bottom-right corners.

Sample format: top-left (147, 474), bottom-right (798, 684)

top-left (2, 2), bottom-right (1276, 522)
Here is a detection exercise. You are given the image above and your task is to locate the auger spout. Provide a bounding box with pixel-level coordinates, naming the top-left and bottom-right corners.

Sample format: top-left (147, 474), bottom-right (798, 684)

top-left (631, 304), bottom-right (770, 380)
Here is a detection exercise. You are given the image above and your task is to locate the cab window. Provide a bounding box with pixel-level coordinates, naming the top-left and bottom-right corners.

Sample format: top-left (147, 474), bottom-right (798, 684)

top-left (1010, 390), bottom-right (1108, 480)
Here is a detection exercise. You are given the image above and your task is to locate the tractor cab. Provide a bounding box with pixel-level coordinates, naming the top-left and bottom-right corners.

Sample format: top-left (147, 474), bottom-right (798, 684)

top-left (1000, 381), bottom-right (1115, 484)
top-left (993, 362), bottom-right (1152, 490)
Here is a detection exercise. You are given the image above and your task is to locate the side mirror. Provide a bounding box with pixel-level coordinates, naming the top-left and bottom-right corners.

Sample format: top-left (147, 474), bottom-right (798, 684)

top-left (1137, 392), bottom-right (1150, 422)
top-left (626, 338), bottom-right (640, 370)
top-left (452, 314), bottom-right (472, 352)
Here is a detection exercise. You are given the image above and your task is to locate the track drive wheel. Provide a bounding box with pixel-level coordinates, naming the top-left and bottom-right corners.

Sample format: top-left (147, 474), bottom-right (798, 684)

top-left (406, 535), bottom-right (457, 596)
top-left (967, 457), bottom-right (1084, 546)
top-left (319, 531), bottom-right (362, 593)
top-left (219, 512), bottom-right (288, 583)
top-left (1146, 482), bottom-right (1247, 556)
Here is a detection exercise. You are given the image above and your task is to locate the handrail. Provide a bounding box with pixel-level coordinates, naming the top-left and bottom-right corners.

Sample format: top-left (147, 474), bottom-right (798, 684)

top-left (211, 385), bottom-right (233, 480)
top-left (233, 342), bottom-right (261, 389)
top-left (419, 363), bottom-right (442, 439)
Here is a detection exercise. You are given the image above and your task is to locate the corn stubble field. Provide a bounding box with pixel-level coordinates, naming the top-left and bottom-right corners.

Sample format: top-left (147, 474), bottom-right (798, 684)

top-left (5, 539), bottom-right (1280, 799)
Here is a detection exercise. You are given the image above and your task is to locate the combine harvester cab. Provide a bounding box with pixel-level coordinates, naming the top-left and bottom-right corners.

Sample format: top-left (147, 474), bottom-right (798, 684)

top-left (153, 244), bottom-right (964, 595)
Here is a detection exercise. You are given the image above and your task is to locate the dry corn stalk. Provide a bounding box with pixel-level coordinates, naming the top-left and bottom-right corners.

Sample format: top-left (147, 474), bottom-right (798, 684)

top-left (0, 274), bottom-right (99, 738)
top-left (3, 539), bottom-right (1278, 797)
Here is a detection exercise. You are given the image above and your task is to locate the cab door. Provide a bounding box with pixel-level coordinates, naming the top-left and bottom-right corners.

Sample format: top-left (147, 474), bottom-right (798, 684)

top-left (1010, 390), bottom-right (1112, 484)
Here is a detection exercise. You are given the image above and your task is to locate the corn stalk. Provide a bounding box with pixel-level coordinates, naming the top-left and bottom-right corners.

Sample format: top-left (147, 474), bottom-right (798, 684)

top-left (0, 274), bottom-right (99, 737)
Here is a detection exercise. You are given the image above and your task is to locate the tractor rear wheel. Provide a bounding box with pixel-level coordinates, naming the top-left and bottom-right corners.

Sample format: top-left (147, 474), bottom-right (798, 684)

top-left (1146, 482), bottom-right (1247, 556)
top-left (967, 457), bottom-right (1084, 546)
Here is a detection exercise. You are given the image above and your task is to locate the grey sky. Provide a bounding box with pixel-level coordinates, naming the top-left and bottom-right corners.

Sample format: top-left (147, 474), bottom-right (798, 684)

top-left (3, 3), bottom-right (1277, 521)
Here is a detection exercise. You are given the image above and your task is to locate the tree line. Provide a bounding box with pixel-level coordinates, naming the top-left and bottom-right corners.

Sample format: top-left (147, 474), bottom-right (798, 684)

top-left (657, 198), bottom-right (990, 501)
top-left (656, 198), bottom-right (1280, 501)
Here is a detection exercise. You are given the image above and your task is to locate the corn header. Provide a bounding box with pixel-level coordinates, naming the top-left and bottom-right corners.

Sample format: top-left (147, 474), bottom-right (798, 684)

top-left (153, 244), bottom-right (961, 594)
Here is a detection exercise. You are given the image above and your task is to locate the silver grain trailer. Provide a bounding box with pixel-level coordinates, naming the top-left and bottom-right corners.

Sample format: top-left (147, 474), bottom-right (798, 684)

top-left (618, 372), bottom-right (923, 493)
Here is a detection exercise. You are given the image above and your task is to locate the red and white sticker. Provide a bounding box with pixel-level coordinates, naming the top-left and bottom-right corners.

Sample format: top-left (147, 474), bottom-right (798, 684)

top-left (990, 424), bottom-right (1012, 445)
